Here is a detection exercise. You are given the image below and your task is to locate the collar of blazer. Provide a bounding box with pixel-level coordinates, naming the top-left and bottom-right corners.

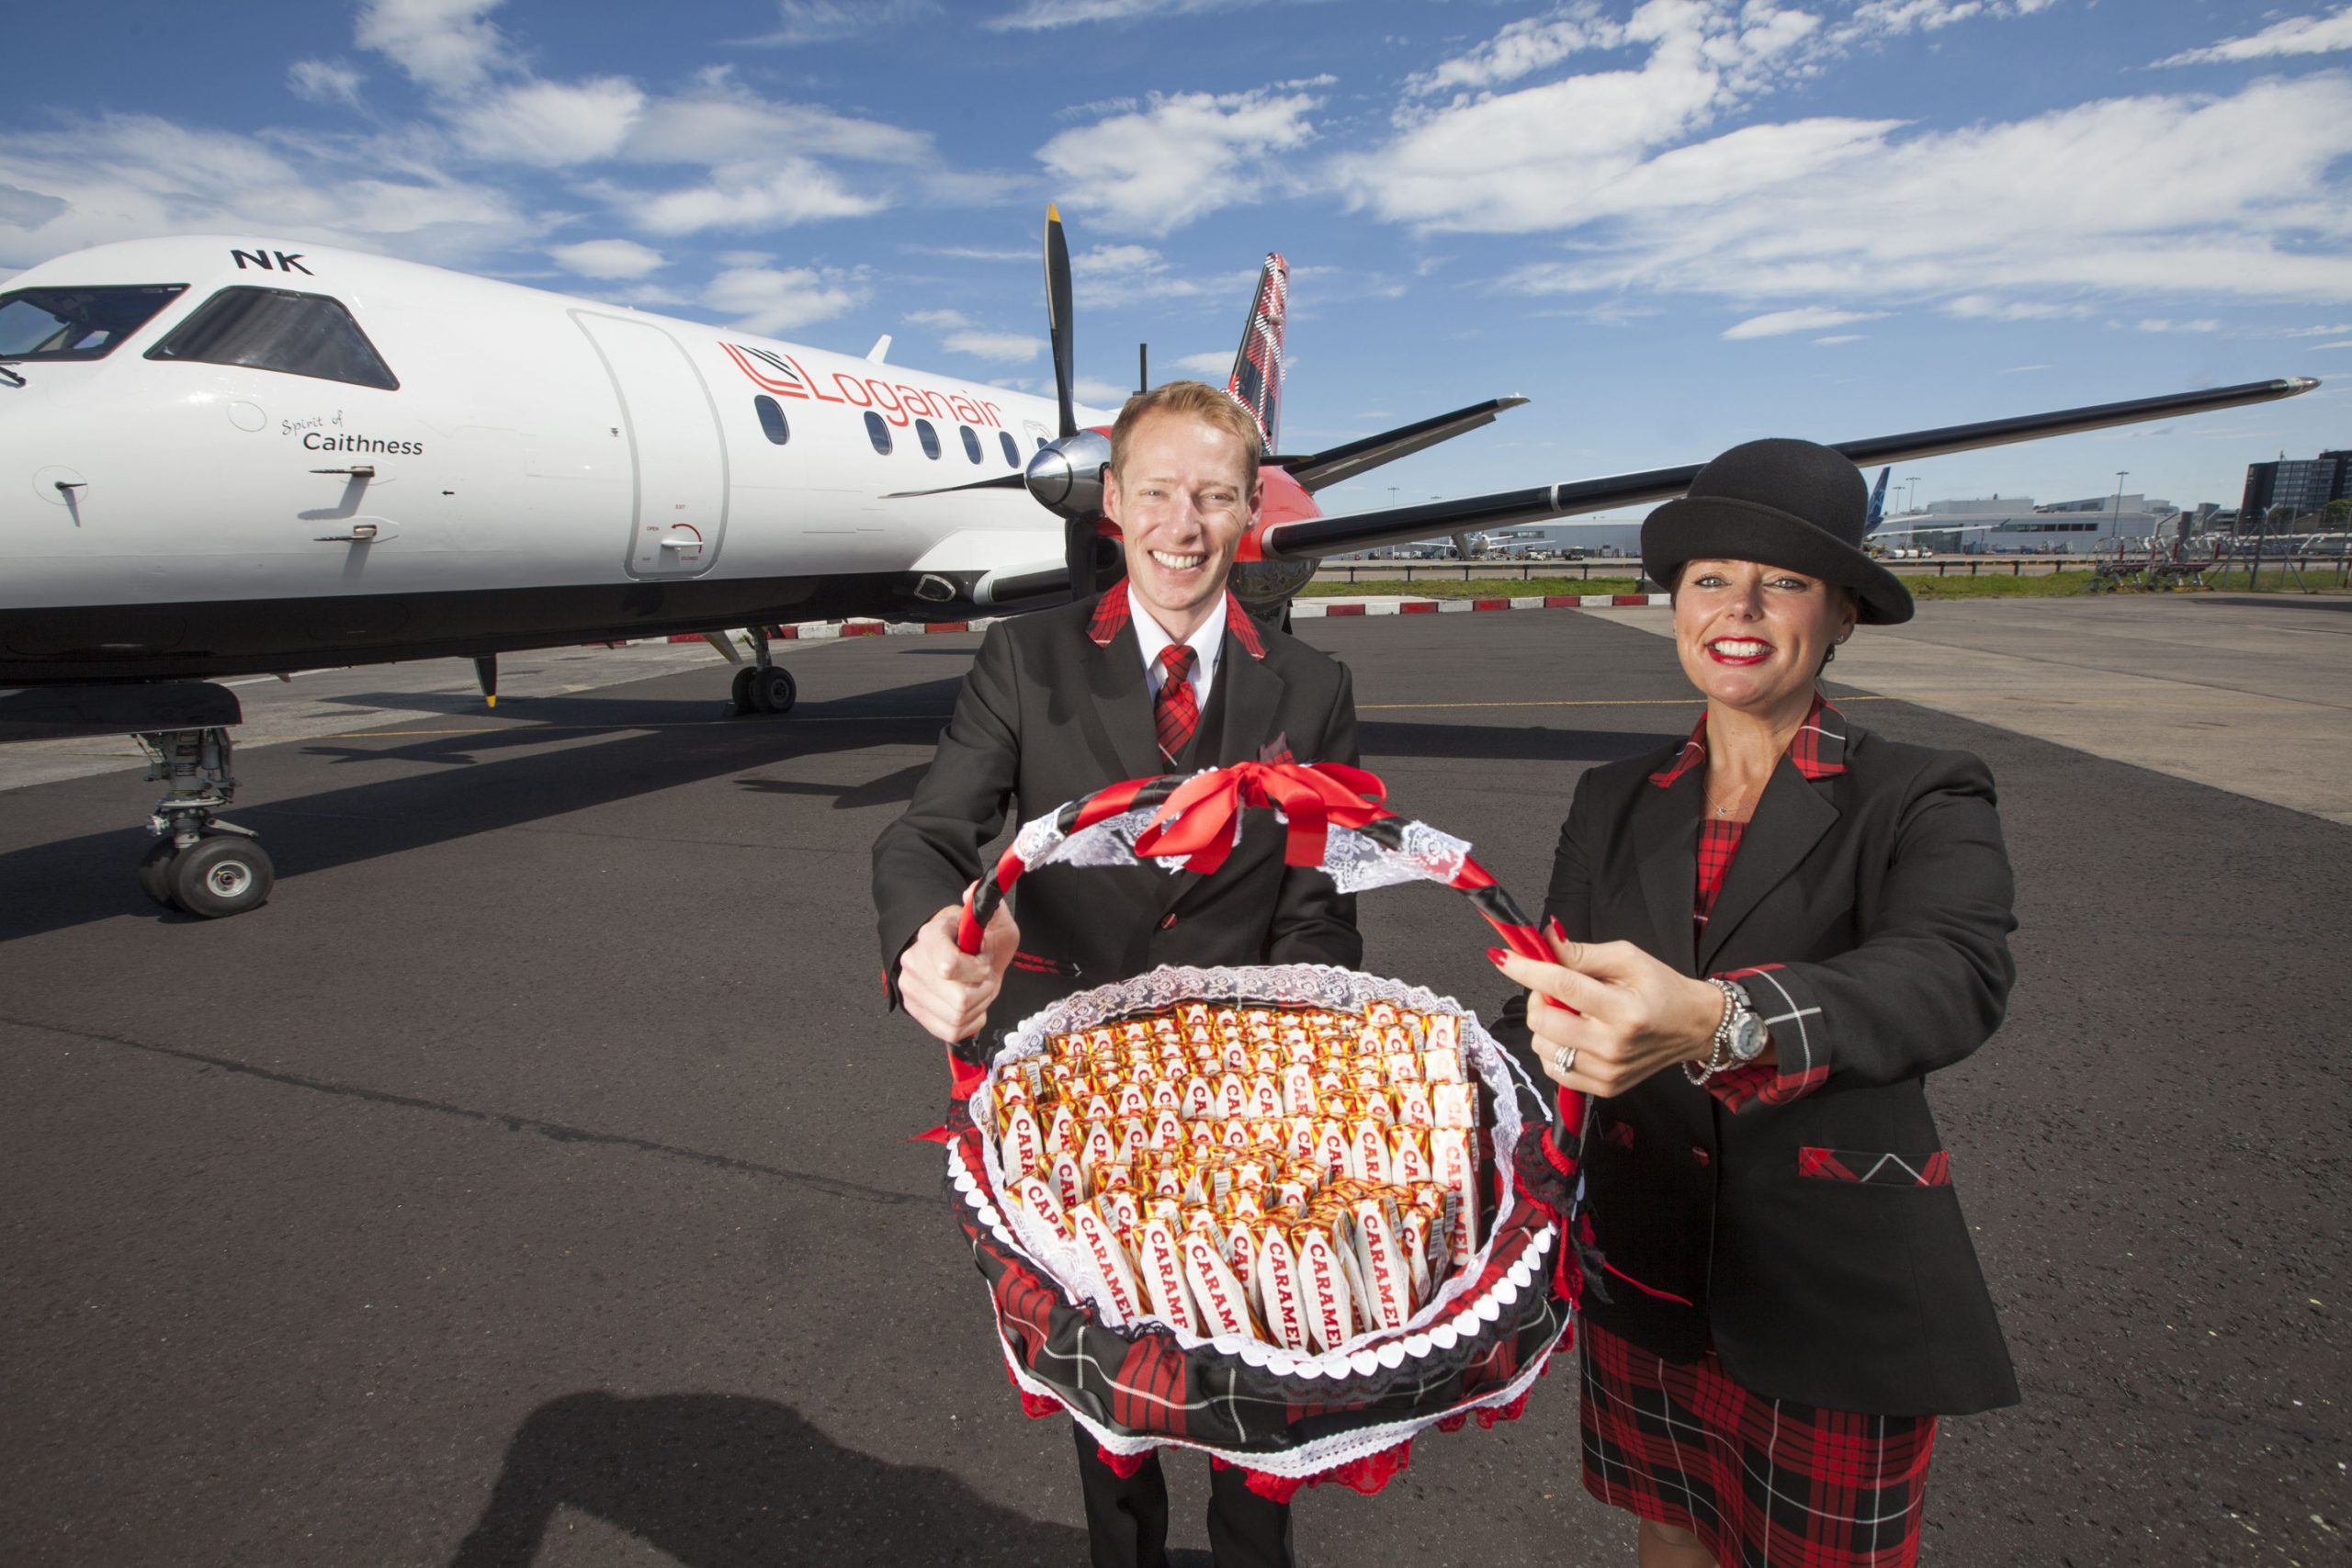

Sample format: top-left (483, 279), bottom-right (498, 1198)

top-left (1079, 583), bottom-right (1283, 789)
top-left (1634, 695), bottom-right (1852, 975)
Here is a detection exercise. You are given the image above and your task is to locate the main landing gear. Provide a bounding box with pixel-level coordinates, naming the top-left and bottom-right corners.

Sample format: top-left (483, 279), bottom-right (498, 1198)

top-left (136, 726), bottom-right (274, 918)
top-left (729, 626), bottom-right (797, 716)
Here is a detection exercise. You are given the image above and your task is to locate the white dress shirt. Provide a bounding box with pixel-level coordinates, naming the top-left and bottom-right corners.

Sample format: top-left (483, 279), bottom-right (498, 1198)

top-left (1132, 592), bottom-right (1226, 714)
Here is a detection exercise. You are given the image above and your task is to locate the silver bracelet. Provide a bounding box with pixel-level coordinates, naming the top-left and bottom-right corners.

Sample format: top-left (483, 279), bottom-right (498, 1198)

top-left (1683, 978), bottom-right (1739, 1086)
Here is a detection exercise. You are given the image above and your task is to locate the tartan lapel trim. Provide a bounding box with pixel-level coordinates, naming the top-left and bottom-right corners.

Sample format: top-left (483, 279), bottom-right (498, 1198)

top-left (1647, 692), bottom-right (1848, 790)
top-left (1084, 582), bottom-right (1267, 663)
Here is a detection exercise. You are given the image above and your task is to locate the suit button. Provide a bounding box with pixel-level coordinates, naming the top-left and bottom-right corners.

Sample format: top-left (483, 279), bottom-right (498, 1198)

top-left (1690, 1145), bottom-right (1711, 1166)
top-left (1159, 912), bottom-right (1178, 930)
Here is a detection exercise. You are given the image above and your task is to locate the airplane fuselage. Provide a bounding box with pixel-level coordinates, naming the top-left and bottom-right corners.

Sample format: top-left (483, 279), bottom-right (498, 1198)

top-left (2, 236), bottom-right (1112, 683)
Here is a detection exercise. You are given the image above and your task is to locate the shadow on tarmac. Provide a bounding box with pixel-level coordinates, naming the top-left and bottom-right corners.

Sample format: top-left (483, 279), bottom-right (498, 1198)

top-left (0, 694), bottom-right (1659, 942)
top-left (449, 1392), bottom-right (1087, 1568)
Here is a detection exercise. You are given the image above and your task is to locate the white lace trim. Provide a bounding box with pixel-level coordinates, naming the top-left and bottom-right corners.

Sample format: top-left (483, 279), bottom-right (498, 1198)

top-left (1319, 819), bottom-right (1471, 895)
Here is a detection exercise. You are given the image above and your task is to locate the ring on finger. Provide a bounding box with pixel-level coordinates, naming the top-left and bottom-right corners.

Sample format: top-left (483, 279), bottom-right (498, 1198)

top-left (1553, 1044), bottom-right (1577, 1076)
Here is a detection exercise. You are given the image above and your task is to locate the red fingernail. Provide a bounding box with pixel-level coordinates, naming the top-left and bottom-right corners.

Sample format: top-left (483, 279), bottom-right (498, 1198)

top-left (1485, 947), bottom-right (1510, 966)
top-left (1545, 917), bottom-right (1567, 942)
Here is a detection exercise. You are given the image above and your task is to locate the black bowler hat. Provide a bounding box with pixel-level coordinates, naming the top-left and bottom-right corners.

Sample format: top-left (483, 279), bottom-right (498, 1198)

top-left (1642, 438), bottom-right (1914, 626)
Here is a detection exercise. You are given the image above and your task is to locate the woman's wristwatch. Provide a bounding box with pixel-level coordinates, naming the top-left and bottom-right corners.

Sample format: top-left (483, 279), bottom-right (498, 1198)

top-left (1685, 977), bottom-right (1770, 1085)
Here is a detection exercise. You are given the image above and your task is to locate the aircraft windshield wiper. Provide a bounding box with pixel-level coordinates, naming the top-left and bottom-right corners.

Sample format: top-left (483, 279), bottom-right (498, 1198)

top-left (0, 364), bottom-right (26, 388)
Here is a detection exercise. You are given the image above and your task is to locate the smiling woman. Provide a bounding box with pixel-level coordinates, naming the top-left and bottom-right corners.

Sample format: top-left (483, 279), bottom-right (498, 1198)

top-left (1494, 439), bottom-right (2019, 1568)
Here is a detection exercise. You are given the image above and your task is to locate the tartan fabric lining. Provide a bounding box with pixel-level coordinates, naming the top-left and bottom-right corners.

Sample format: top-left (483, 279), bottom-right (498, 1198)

top-left (1695, 818), bottom-right (1746, 931)
top-left (1580, 1323), bottom-right (1938, 1568)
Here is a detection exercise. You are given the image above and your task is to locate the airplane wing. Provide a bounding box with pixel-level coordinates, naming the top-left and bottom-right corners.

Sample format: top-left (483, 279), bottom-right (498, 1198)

top-left (1260, 377), bottom-right (2316, 560)
top-left (1272, 397), bottom-right (1531, 492)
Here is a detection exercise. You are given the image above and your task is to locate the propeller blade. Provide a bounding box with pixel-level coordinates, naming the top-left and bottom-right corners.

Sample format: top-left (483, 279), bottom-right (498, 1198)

top-left (880, 472), bottom-right (1030, 501)
top-left (1046, 204), bottom-right (1077, 440)
top-left (1261, 376), bottom-right (2319, 561)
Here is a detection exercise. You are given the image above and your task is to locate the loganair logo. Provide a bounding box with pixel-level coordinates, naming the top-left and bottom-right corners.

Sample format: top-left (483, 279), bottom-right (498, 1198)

top-left (721, 341), bottom-right (1008, 430)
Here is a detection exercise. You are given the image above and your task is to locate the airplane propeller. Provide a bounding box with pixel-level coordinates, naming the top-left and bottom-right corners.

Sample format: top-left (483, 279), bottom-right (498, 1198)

top-left (884, 205), bottom-right (1119, 600)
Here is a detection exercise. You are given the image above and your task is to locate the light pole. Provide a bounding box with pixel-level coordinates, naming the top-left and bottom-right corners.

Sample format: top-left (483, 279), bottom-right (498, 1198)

top-left (2112, 470), bottom-right (2129, 544)
top-left (1906, 475), bottom-right (1920, 514)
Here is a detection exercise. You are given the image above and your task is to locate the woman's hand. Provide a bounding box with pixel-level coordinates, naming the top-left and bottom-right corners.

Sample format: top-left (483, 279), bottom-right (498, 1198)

top-left (1491, 930), bottom-right (1726, 1097)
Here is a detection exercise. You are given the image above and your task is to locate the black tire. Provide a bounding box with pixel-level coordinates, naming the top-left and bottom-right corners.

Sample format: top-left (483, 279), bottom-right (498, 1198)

top-left (731, 665), bottom-right (759, 716)
top-left (137, 839), bottom-right (181, 909)
top-left (171, 835), bottom-right (275, 919)
top-left (750, 666), bottom-right (797, 715)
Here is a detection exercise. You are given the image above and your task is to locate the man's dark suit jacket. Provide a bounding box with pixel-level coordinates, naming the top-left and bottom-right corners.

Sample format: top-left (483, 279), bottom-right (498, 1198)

top-left (873, 588), bottom-right (1363, 1041)
top-left (1521, 712), bottom-right (2020, 1417)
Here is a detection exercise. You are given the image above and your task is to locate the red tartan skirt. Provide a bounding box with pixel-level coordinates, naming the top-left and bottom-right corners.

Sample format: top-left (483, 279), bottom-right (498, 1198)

top-left (1578, 1323), bottom-right (1938, 1568)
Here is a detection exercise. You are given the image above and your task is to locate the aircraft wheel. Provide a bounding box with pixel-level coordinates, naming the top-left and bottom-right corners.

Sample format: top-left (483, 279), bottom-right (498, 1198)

top-left (731, 665), bottom-right (760, 716)
top-left (171, 834), bottom-right (275, 919)
top-left (750, 666), bottom-right (797, 715)
top-left (137, 839), bottom-right (182, 909)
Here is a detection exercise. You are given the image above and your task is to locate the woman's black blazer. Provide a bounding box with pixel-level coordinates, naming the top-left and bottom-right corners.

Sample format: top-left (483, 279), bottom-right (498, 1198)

top-left (1527, 713), bottom-right (2020, 1417)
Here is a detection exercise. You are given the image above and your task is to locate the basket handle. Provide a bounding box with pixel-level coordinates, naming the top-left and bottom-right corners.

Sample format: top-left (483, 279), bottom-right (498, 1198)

top-left (948, 761), bottom-right (1581, 1126)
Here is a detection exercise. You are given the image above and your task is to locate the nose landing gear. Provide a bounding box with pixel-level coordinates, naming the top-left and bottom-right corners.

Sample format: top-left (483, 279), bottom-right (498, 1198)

top-left (135, 726), bottom-right (274, 918)
top-left (729, 626), bottom-right (797, 716)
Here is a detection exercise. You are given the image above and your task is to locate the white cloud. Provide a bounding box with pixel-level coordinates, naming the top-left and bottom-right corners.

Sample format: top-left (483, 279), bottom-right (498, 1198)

top-left (703, 265), bottom-right (866, 334)
top-left (1943, 295), bottom-right (2092, 321)
top-left (1477, 74), bottom-right (2352, 314)
top-left (1072, 375), bottom-right (1134, 404)
top-left (1406, 8), bottom-right (1617, 98)
top-left (2156, 7), bottom-right (2352, 68)
top-left (989, 0), bottom-right (1281, 29)
top-left (2132, 318), bottom-right (2221, 333)
top-left (2002, 363), bottom-right (2052, 373)
top-left (1067, 243), bottom-right (1254, 308)
top-left (943, 328), bottom-right (1046, 362)
top-left (741, 0), bottom-right (943, 45)
top-left (1813, 333), bottom-right (1865, 344)
top-left (0, 114), bottom-right (536, 269)
top-left (624, 72), bottom-right (932, 165)
top-left (904, 307), bottom-right (968, 327)
top-left (356, 0), bottom-right (513, 94)
top-left (1039, 85), bottom-right (1319, 234)
top-left (630, 159), bottom-right (888, 233)
top-left (550, 238), bottom-right (666, 277)
top-left (1173, 349), bottom-right (1232, 374)
top-left (288, 60), bottom-right (367, 109)
top-left (453, 77), bottom-right (645, 165)
top-left (1723, 306), bottom-right (1885, 339)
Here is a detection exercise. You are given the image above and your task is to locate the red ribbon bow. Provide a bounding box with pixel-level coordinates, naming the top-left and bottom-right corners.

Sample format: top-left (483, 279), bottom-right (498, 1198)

top-left (1130, 761), bottom-right (1390, 876)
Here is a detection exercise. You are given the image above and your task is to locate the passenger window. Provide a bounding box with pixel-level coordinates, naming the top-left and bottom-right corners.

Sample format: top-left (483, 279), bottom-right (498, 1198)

top-left (960, 425), bottom-right (982, 464)
top-left (914, 418), bottom-right (942, 460)
top-left (865, 411), bottom-right (892, 455)
top-left (999, 431), bottom-right (1020, 468)
top-left (0, 284), bottom-right (187, 361)
top-left (754, 396), bottom-right (790, 446)
top-left (146, 286), bottom-right (398, 389)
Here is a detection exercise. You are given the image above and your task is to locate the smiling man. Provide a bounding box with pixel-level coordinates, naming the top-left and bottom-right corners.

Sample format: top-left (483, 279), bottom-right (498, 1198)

top-left (871, 379), bottom-right (1360, 1568)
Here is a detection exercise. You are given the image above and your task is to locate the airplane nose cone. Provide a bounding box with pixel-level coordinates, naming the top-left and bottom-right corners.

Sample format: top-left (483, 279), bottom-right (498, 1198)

top-left (1024, 429), bottom-right (1110, 519)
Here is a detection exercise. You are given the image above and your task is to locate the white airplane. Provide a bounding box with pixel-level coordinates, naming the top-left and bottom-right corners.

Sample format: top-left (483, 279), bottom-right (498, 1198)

top-left (0, 209), bottom-right (2317, 916)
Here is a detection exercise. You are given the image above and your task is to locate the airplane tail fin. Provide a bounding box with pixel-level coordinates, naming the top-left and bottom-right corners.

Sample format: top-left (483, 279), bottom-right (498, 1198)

top-left (1225, 254), bottom-right (1288, 452)
top-left (1864, 466), bottom-right (1891, 532)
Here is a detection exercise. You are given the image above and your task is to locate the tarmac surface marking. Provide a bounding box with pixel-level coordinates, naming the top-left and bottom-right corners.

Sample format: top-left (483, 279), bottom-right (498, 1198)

top-left (1, 606), bottom-right (2345, 1566)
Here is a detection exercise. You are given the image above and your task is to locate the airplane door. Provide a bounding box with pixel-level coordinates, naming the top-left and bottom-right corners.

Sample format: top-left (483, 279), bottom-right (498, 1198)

top-left (571, 311), bottom-right (730, 578)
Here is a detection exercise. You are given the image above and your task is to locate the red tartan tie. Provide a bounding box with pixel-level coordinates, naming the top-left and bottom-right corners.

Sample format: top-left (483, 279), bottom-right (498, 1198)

top-left (1154, 644), bottom-right (1200, 764)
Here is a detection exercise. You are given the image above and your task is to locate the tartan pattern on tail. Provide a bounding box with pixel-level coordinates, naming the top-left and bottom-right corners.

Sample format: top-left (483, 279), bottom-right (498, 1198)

top-left (1226, 254), bottom-right (1288, 451)
top-left (1580, 1324), bottom-right (1938, 1568)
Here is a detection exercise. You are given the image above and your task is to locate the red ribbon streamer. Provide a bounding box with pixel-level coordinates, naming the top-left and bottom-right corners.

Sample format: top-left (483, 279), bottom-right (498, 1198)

top-left (1130, 761), bottom-right (1388, 876)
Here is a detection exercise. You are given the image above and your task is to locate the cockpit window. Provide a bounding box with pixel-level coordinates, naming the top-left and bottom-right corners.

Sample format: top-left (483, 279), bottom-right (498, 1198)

top-left (0, 284), bottom-right (188, 361)
top-left (146, 286), bottom-right (399, 389)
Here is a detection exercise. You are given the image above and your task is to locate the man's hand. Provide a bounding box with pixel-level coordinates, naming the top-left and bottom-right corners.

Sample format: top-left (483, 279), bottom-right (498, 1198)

top-left (897, 892), bottom-right (1019, 1046)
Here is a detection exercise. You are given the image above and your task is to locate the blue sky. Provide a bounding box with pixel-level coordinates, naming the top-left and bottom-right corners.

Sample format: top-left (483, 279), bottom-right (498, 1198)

top-left (5, 0), bottom-right (2348, 519)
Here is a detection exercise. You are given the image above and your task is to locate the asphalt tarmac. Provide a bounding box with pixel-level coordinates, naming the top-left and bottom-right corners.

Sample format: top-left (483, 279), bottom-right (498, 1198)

top-left (2, 610), bottom-right (2345, 1567)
